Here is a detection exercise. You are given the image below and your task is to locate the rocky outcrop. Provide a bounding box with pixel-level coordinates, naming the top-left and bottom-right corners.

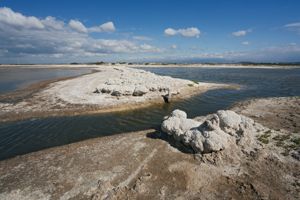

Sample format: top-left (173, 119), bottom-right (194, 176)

top-left (161, 109), bottom-right (259, 153)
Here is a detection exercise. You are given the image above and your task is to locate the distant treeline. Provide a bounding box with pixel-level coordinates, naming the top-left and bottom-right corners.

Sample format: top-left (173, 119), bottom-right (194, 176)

top-left (234, 62), bottom-right (300, 66)
top-left (69, 61), bottom-right (300, 66)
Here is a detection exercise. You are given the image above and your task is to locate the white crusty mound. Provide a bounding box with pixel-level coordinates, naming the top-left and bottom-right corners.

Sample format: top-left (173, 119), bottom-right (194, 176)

top-left (161, 109), bottom-right (260, 153)
top-left (41, 67), bottom-right (200, 106)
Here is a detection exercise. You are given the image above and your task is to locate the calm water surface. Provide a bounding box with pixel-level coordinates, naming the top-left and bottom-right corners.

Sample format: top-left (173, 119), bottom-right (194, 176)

top-left (0, 67), bottom-right (92, 94)
top-left (0, 67), bottom-right (300, 160)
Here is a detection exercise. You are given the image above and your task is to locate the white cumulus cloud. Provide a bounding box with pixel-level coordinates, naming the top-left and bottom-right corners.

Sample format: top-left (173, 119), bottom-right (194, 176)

top-left (68, 19), bottom-right (87, 33)
top-left (164, 27), bottom-right (201, 38)
top-left (0, 7), bottom-right (160, 63)
top-left (88, 21), bottom-right (116, 33)
top-left (41, 16), bottom-right (64, 30)
top-left (0, 7), bottom-right (44, 29)
top-left (164, 28), bottom-right (177, 36)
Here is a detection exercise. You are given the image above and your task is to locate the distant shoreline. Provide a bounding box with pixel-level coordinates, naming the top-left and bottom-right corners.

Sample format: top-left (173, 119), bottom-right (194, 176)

top-left (1, 63), bottom-right (300, 69)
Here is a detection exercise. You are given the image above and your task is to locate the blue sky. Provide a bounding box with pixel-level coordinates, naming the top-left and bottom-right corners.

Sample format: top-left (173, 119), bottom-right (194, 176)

top-left (0, 0), bottom-right (300, 63)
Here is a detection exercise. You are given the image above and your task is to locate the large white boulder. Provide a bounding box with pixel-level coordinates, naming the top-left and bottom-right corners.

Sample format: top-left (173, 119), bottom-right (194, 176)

top-left (217, 110), bottom-right (242, 130)
top-left (161, 109), bottom-right (256, 154)
top-left (170, 109), bottom-right (187, 118)
top-left (161, 110), bottom-right (200, 141)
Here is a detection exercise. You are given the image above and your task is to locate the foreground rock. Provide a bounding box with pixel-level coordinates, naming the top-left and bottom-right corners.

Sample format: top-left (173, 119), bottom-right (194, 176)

top-left (0, 66), bottom-right (232, 122)
top-left (162, 110), bottom-right (260, 153)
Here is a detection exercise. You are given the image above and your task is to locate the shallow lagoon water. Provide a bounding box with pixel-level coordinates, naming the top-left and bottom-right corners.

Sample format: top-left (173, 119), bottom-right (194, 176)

top-left (0, 66), bottom-right (300, 160)
top-left (0, 67), bottom-right (92, 94)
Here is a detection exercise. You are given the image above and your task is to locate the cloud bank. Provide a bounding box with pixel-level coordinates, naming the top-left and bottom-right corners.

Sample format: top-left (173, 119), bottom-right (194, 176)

top-left (0, 6), bottom-right (299, 63)
top-left (133, 43), bottom-right (300, 63)
top-left (0, 7), bottom-right (159, 63)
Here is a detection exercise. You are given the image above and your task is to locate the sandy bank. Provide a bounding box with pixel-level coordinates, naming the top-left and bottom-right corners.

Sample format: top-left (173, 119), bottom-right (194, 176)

top-left (232, 96), bottom-right (300, 133)
top-left (0, 66), bottom-right (235, 122)
top-left (0, 97), bottom-right (299, 199)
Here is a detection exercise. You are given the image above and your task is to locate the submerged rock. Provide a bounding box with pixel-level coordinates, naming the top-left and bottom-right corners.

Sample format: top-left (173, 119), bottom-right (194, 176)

top-left (161, 109), bottom-right (257, 154)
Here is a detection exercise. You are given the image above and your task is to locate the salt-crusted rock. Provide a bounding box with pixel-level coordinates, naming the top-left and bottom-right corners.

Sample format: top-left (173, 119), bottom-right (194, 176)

top-left (100, 88), bottom-right (111, 94)
top-left (170, 109), bottom-right (187, 118)
top-left (161, 113), bottom-right (201, 142)
top-left (111, 91), bottom-right (122, 97)
top-left (161, 109), bottom-right (257, 154)
top-left (133, 86), bottom-right (149, 96)
top-left (188, 114), bottom-right (231, 153)
top-left (216, 110), bottom-right (256, 141)
top-left (121, 86), bottom-right (134, 96)
top-left (217, 110), bottom-right (242, 130)
top-left (93, 88), bottom-right (100, 94)
top-left (0, 103), bottom-right (13, 110)
top-left (158, 87), bottom-right (168, 92)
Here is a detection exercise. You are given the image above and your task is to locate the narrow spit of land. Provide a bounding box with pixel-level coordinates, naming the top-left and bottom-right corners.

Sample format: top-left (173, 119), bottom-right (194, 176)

top-left (0, 66), bottom-right (235, 122)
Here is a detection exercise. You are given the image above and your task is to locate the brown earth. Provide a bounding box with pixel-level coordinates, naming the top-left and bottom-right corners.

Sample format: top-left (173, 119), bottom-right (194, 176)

top-left (232, 96), bottom-right (300, 133)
